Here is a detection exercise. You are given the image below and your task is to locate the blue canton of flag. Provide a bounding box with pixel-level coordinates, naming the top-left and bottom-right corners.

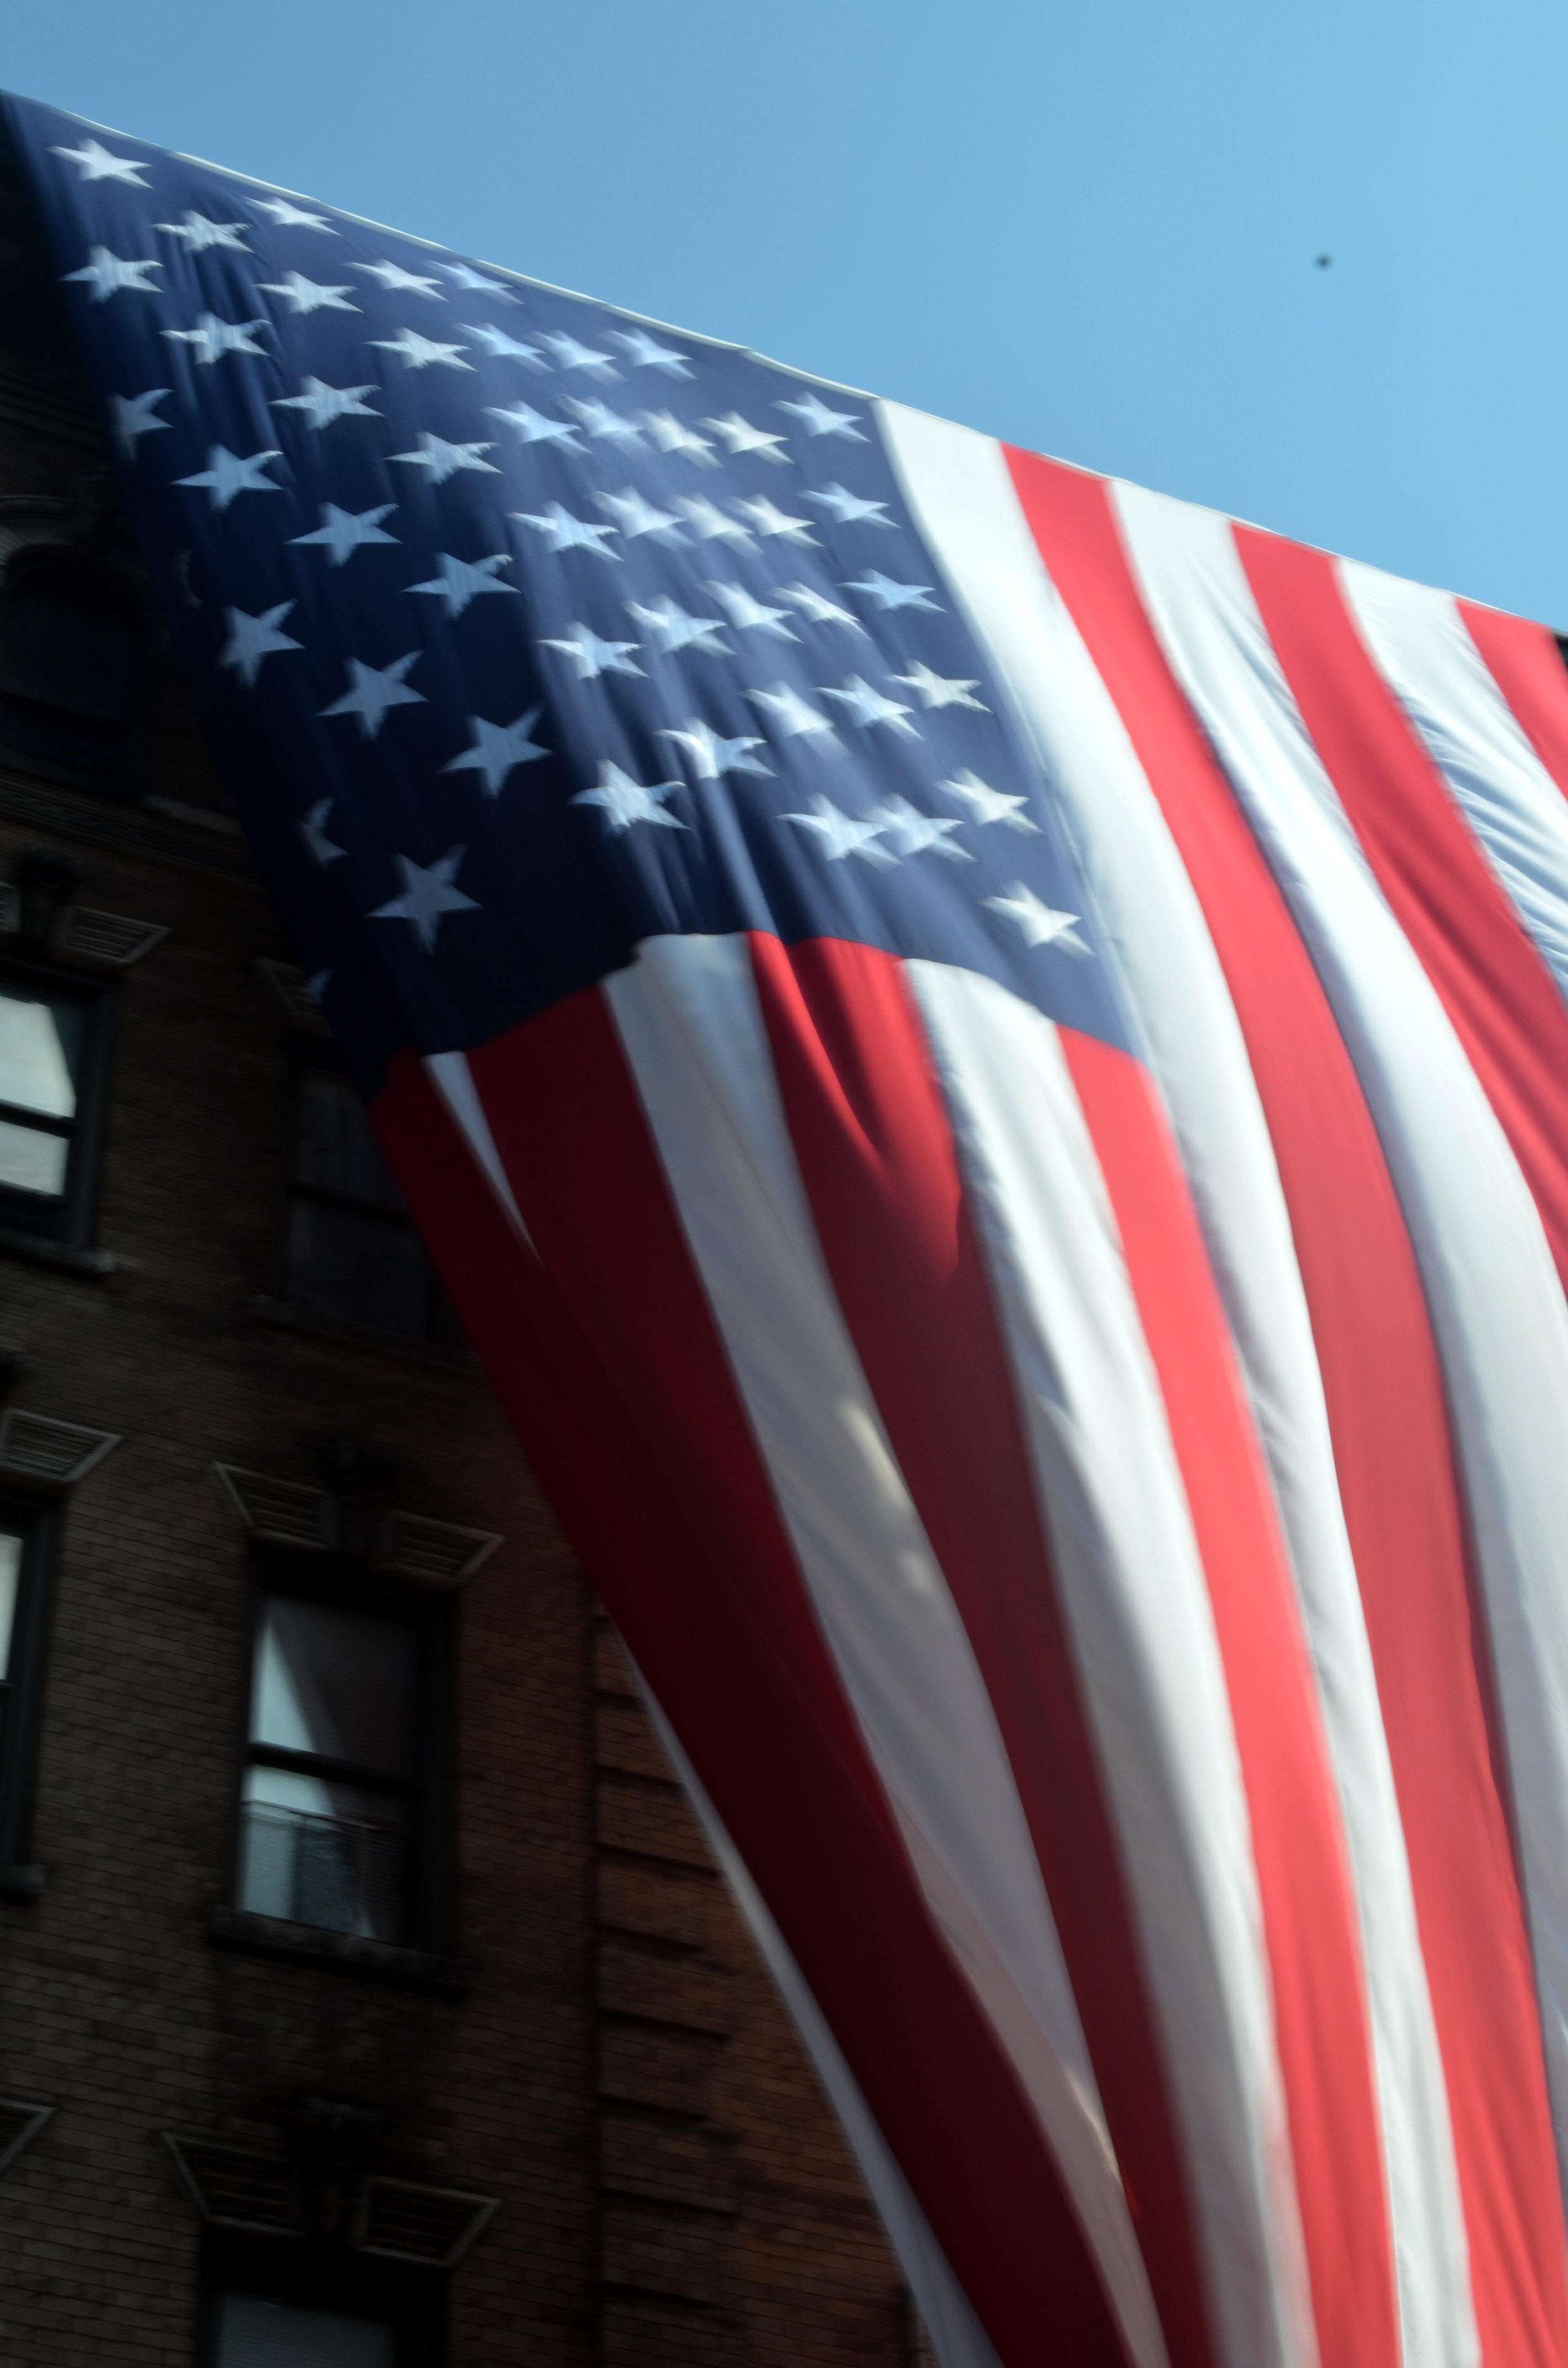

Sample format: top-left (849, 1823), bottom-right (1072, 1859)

top-left (7, 94), bottom-right (1126, 1098)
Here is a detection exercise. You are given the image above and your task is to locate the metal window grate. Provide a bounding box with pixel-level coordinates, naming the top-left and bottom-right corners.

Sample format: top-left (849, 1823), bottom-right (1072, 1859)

top-left (56, 906), bottom-right (168, 968)
top-left (213, 1464), bottom-right (336, 1551)
top-left (258, 958), bottom-right (332, 1037)
top-left (162, 2135), bottom-right (300, 2236)
top-left (0, 1408), bottom-right (119, 1486)
top-left (0, 2099), bottom-right (53, 2179)
top-left (238, 1801), bottom-right (406, 1945)
top-left (381, 1511), bottom-right (501, 1588)
top-left (354, 2176), bottom-right (499, 2268)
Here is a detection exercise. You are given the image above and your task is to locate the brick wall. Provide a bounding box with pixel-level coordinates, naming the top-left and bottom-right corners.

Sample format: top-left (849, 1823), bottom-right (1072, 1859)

top-left (0, 396), bottom-right (923, 2364)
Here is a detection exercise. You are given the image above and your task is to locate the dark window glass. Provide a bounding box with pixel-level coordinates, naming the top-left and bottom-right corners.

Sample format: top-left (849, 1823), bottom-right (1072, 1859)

top-left (0, 1504), bottom-right (55, 1867)
top-left (283, 1068), bottom-right (463, 1349)
top-left (0, 561), bottom-right (145, 799)
top-left (213, 2293), bottom-right (395, 2368)
top-left (236, 1588), bottom-right (446, 1949)
top-left (0, 963), bottom-right (110, 1244)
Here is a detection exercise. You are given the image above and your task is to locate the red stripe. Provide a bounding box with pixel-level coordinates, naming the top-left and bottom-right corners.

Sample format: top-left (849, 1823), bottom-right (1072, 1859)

top-left (749, 930), bottom-right (1219, 2368)
top-left (1458, 603), bottom-right (1568, 805)
top-left (1239, 529), bottom-right (1568, 1294)
top-left (1059, 1026), bottom-right (1396, 2368)
top-left (379, 1006), bottom-right (1133, 2366)
top-left (1005, 445), bottom-right (1568, 2368)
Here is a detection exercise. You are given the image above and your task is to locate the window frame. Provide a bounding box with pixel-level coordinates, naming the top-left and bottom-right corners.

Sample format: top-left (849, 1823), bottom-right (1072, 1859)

top-left (0, 546), bottom-right (154, 802)
top-left (0, 951), bottom-right (114, 1249)
top-left (0, 1495), bottom-right (57, 1870)
top-left (277, 1044), bottom-right (464, 1353)
top-left (198, 2230), bottom-right (446, 2368)
top-left (232, 1558), bottom-right (456, 1957)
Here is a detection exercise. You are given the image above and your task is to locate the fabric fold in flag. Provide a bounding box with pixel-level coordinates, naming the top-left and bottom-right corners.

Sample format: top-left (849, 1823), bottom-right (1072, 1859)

top-left (15, 83), bottom-right (1568, 2368)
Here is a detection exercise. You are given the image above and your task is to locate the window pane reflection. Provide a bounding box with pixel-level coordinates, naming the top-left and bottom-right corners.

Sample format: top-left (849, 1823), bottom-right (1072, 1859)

top-left (0, 1531), bottom-right (20, 1679)
top-left (238, 1769), bottom-right (408, 1943)
top-left (0, 1115), bottom-right (66, 1196)
top-left (0, 990), bottom-right (80, 1117)
top-left (250, 1599), bottom-right (417, 1777)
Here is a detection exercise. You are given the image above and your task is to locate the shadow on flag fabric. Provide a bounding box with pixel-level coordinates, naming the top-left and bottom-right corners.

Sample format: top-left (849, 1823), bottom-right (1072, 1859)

top-left (18, 86), bottom-right (1568, 2368)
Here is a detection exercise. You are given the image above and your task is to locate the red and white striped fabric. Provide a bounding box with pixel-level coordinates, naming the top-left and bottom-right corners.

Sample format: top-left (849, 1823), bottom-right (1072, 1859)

top-left (376, 414), bottom-right (1568, 2368)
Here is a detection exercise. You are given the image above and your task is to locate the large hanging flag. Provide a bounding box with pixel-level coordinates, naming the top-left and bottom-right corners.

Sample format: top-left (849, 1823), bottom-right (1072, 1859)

top-left (16, 87), bottom-right (1568, 2368)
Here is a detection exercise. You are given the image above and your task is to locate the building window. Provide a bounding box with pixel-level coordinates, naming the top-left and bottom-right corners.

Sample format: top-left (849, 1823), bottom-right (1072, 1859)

top-left (202, 2234), bottom-right (443, 2367)
top-left (283, 1063), bottom-right (463, 1351)
top-left (0, 554), bottom-right (147, 800)
top-left (0, 958), bottom-right (112, 1246)
top-left (235, 1579), bottom-right (449, 1950)
top-left (0, 1502), bottom-right (54, 1868)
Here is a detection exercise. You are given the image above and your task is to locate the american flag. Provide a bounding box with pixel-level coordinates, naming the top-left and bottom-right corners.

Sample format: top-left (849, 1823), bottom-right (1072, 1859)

top-left (18, 87), bottom-right (1568, 2368)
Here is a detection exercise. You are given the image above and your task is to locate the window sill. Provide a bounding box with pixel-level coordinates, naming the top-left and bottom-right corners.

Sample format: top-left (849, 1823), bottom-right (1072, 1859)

top-left (208, 1906), bottom-right (470, 1994)
top-left (248, 1295), bottom-right (477, 1372)
top-left (0, 1862), bottom-right (45, 1899)
top-left (0, 1226), bottom-right (115, 1277)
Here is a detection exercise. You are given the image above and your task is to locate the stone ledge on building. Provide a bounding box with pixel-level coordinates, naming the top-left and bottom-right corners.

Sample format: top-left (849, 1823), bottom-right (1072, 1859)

top-left (208, 1905), bottom-right (473, 1995)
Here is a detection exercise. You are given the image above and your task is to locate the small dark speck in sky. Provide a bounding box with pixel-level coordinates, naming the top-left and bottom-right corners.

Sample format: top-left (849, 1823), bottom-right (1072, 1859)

top-left (1315, 253), bottom-right (1334, 268)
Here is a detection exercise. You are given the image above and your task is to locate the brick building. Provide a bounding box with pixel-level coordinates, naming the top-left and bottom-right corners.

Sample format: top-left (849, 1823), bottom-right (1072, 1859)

top-left (0, 132), bottom-right (927, 2367)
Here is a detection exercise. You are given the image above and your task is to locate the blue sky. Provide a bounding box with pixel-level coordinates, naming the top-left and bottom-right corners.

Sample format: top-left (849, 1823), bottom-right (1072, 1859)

top-left (9, 1), bottom-right (1568, 622)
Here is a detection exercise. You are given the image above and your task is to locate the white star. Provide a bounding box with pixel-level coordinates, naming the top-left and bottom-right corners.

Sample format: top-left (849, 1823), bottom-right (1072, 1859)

top-left (51, 139), bottom-right (150, 186)
top-left (62, 247), bottom-right (161, 302)
top-left (627, 598), bottom-right (730, 656)
top-left (677, 496), bottom-right (753, 548)
top-left (775, 392), bottom-right (866, 440)
top-left (290, 502), bottom-right (398, 566)
top-left (538, 622), bottom-right (644, 680)
top-left (162, 312), bottom-right (269, 365)
top-left (485, 401), bottom-right (584, 451)
top-left (442, 707), bottom-right (549, 795)
top-left (572, 763), bottom-right (685, 832)
top-left (642, 410), bottom-right (717, 465)
top-left (746, 682), bottom-right (839, 743)
top-left (110, 387), bottom-right (170, 459)
top-left (156, 210), bottom-right (252, 253)
top-left (369, 327), bottom-right (472, 370)
top-left (512, 504), bottom-right (620, 558)
top-left (658, 719), bottom-right (771, 780)
top-left (371, 848), bottom-right (479, 952)
top-left (706, 581), bottom-right (797, 640)
top-left (390, 432), bottom-right (499, 484)
top-left (320, 652), bottom-right (426, 738)
top-left (940, 770), bottom-right (1040, 832)
top-left (539, 331), bottom-right (619, 378)
top-left (272, 376), bottom-right (380, 430)
top-left (611, 329), bottom-right (692, 376)
top-left (440, 261), bottom-right (515, 297)
top-left (356, 258), bottom-right (444, 297)
top-left (595, 487), bottom-right (686, 546)
top-left (778, 582), bottom-right (867, 634)
top-left (819, 675), bottom-right (919, 736)
top-left (805, 484), bottom-right (894, 528)
top-left (985, 882), bottom-right (1089, 953)
top-left (733, 496), bottom-right (817, 546)
top-left (300, 798), bottom-right (345, 864)
top-left (893, 662), bottom-right (988, 712)
top-left (783, 795), bottom-right (894, 864)
top-left (871, 795), bottom-right (972, 860)
top-left (250, 196), bottom-right (336, 231)
top-left (176, 445), bottom-right (283, 509)
top-left (465, 322), bottom-right (546, 366)
top-left (220, 601), bottom-right (302, 689)
top-left (258, 270), bottom-right (358, 315)
top-left (844, 571), bottom-right (942, 613)
top-left (701, 412), bottom-right (790, 464)
top-left (565, 396), bottom-right (645, 451)
top-left (406, 551), bottom-right (517, 617)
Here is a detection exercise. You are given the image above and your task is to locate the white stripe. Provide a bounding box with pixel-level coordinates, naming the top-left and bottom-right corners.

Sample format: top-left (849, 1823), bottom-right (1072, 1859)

top-left (908, 955), bottom-right (1313, 2368)
top-left (1338, 560), bottom-right (1568, 1003)
top-left (423, 1048), bottom-right (536, 1248)
top-left (879, 401), bottom-right (1474, 2368)
top-left (601, 932), bottom-right (1167, 2368)
top-left (635, 1669), bottom-right (1005, 2368)
top-left (1115, 475), bottom-right (1568, 2207)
